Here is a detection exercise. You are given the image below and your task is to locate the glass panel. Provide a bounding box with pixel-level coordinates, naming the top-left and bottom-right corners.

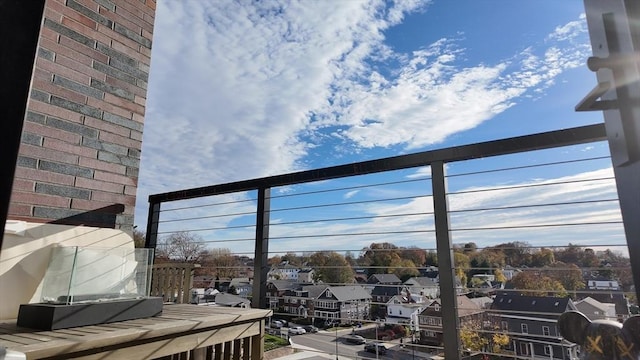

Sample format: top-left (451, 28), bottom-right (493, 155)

top-left (40, 246), bottom-right (154, 304)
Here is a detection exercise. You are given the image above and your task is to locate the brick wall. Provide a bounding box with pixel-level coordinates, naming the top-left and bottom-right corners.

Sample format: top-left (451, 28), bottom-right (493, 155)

top-left (10, 0), bottom-right (156, 231)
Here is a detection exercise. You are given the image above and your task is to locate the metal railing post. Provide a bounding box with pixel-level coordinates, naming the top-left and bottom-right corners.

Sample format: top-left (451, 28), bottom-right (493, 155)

top-left (145, 201), bottom-right (161, 249)
top-left (252, 187), bottom-right (271, 309)
top-left (431, 161), bottom-right (461, 360)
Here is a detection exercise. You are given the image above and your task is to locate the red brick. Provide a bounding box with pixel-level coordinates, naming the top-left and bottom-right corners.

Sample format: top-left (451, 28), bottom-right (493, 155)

top-left (41, 37), bottom-right (92, 68)
top-left (44, 8), bottom-right (63, 23)
top-left (104, 93), bottom-right (144, 114)
top-left (19, 143), bottom-right (79, 165)
top-left (12, 191), bottom-right (71, 208)
top-left (111, 40), bottom-right (150, 65)
top-left (58, 35), bottom-right (109, 64)
top-left (32, 77), bottom-right (89, 105)
top-left (24, 121), bottom-right (82, 144)
top-left (54, 51), bottom-right (107, 81)
top-left (130, 130), bottom-right (142, 141)
top-left (36, 57), bottom-right (91, 85)
top-left (96, 24), bottom-right (140, 50)
top-left (132, 112), bottom-right (144, 124)
top-left (61, 16), bottom-right (112, 45)
top-left (94, 170), bottom-right (136, 186)
top-left (105, 75), bottom-right (146, 97)
top-left (12, 179), bottom-right (35, 192)
top-left (73, 0), bottom-right (99, 12)
top-left (91, 191), bottom-right (136, 206)
top-left (124, 185), bottom-right (137, 196)
top-left (75, 177), bottom-right (124, 193)
top-left (142, 13), bottom-right (154, 27)
top-left (8, 204), bottom-right (32, 217)
top-left (71, 198), bottom-right (126, 211)
top-left (33, 68), bottom-right (54, 83)
top-left (29, 100), bottom-right (84, 123)
top-left (116, 0), bottom-right (146, 21)
top-left (134, 95), bottom-right (145, 106)
top-left (84, 116), bottom-right (130, 137)
top-left (79, 157), bottom-right (126, 174)
top-left (87, 97), bottom-right (133, 119)
top-left (99, 7), bottom-right (142, 36)
top-left (141, 29), bottom-right (152, 42)
top-left (14, 167), bottom-right (75, 186)
top-left (146, 0), bottom-right (156, 11)
top-left (40, 27), bottom-right (60, 42)
top-left (62, 11), bottom-right (98, 30)
top-left (99, 130), bottom-right (141, 149)
top-left (44, 137), bottom-right (98, 158)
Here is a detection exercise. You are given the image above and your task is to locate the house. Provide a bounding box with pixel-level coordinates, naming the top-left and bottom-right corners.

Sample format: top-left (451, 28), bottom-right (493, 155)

top-left (404, 277), bottom-right (439, 299)
top-left (581, 289), bottom-right (630, 321)
top-left (297, 268), bottom-right (315, 283)
top-left (282, 285), bottom-right (327, 318)
top-left (418, 295), bottom-right (483, 346)
top-left (490, 293), bottom-right (579, 359)
top-left (575, 297), bottom-right (617, 321)
top-left (266, 280), bottom-right (299, 310)
top-left (386, 294), bottom-right (429, 326)
top-left (371, 285), bottom-right (409, 306)
top-left (313, 286), bottom-right (371, 324)
top-left (501, 265), bottom-right (521, 281)
top-left (367, 273), bottom-right (402, 285)
top-left (212, 293), bottom-right (251, 308)
top-left (268, 261), bottom-right (300, 280)
top-left (587, 279), bottom-right (621, 290)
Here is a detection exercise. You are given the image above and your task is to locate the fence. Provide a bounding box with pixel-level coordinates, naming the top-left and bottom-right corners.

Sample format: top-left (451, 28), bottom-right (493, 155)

top-left (145, 123), bottom-right (636, 360)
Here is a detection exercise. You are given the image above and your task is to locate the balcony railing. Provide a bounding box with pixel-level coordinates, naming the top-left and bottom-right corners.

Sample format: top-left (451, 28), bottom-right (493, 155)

top-left (145, 123), bottom-right (637, 360)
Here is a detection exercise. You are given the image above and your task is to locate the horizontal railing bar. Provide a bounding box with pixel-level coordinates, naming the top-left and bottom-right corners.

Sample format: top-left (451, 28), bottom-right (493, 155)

top-left (149, 123), bottom-right (606, 203)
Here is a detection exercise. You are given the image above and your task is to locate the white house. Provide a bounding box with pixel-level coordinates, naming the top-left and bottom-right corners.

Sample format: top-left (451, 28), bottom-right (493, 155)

top-left (386, 294), bottom-right (429, 326)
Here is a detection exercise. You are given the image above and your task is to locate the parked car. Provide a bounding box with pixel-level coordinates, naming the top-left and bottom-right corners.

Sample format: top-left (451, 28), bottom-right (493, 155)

top-left (271, 320), bottom-right (283, 329)
top-left (302, 325), bottom-right (318, 333)
top-left (288, 326), bottom-right (307, 335)
top-left (364, 342), bottom-right (387, 354)
top-left (343, 334), bottom-right (366, 344)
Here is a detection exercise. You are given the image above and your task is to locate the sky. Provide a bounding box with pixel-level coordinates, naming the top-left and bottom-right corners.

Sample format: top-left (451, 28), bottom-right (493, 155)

top-left (136, 1), bottom-right (627, 256)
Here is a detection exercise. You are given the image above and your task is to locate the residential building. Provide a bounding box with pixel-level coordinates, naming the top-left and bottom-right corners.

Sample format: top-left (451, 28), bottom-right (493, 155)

top-left (418, 296), bottom-right (483, 346)
top-left (368, 273), bottom-right (402, 285)
top-left (266, 279), bottom-right (298, 310)
top-left (582, 289), bottom-right (631, 321)
top-left (313, 286), bottom-right (371, 324)
top-left (282, 285), bottom-right (326, 318)
top-left (490, 293), bottom-right (579, 359)
top-left (386, 294), bottom-right (429, 325)
top-left (575, 297), bottom-right (617, 321)
top-left (297, 268), bottom-right (315, 283)
top-left (404, 276), bottom-right (439, 298)
top-left (268, 261), bottom-right (300, 280)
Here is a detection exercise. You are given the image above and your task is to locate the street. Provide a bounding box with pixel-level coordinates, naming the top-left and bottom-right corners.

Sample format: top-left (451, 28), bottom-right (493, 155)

top-left (289, 330), bottom-right (436, 360)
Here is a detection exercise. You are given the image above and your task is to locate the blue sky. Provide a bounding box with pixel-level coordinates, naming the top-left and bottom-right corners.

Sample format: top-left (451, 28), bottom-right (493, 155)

top-left (137, 1), bottom-right (626, 255)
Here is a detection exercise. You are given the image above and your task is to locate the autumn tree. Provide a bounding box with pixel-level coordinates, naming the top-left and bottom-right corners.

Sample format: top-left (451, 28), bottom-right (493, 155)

top-left (545, 262), bottom-right (585, 297)
top-left (201, 248), bottom-right (241, 279)
top-left (157, 231), bottom-right (205, 262)
top-left (309, 251), bottom-right (354, 284)
top-left (390, 258), bottom-right (419, 282)
top-left (510, 271), bottom-right (567, 297)
top-left (360, 243), bottom-right (402, 275)
top-left (133, 229), bottom-right (146, 248)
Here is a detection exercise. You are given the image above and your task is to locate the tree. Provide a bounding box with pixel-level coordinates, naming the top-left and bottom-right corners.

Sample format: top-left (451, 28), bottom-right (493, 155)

top-left (201, 248), bottom-right (241, 279)
top-left (545, 262), bottom-right (585, 297)
top-left (309, 251), bottom-right (354, 284)
top-left (157, 231), bottom-right (205, 262)
top-left (510, 271), bottom-right (567, 297)
top-left (133, 228), bottom-right (146, 248)
top-left (390, 258), bottom-right (419, 282)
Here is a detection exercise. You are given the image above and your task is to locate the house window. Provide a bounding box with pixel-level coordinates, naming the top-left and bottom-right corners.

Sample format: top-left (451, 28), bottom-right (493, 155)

top-left (399, 310), bottom-right (403, 315)
top-left (434, 304), bottom-right (440, 311)
top-left (519, 342), bottom-right (531, 356)
top-left (542, 326), bottom-right (550, 336)
top-left (501, 321), bottom-right (508, 331)
top-left (521, 324), bottom-right (528, 334)
top-left (544, 345), bottom-right (552, 356)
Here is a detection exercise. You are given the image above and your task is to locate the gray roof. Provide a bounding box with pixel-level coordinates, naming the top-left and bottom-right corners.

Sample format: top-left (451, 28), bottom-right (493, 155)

top-left (268, 279), bottom-right (299, 291)
top-left (327, 286), bottom-right (372, 301)
top-left (368, 274), bottom-right (402, 284)
top-left (405, 277), bottom-right (439, 287)
top-left (215, 293), bottom-right (251, 307)
top-left (491, 293), bottom-right (573, 315)
top-left (303, 285), bottom-right (329, 298)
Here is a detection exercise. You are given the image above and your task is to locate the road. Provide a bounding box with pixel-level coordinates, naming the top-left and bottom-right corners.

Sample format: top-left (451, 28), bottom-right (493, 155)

top-left (289, 330), bottom-right (435, 360)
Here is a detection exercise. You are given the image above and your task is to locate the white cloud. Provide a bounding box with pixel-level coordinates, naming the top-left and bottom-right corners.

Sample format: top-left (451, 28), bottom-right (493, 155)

top-left (137, 1), bottom-right (591, 228)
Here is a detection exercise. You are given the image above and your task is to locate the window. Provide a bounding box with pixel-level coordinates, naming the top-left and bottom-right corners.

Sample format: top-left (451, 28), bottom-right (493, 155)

top-left (501, 321), bottom-right (508, 331)
top-left (520, 342), bottom-right (531, 356)
top-left (544, 345), bottom-right (553, 356)
top-left (521, 323), bottom-right (528, 334)
top-left (543, 326), bottom-right (550, 336)
top-left (434, 304), bottom-right (440, 311)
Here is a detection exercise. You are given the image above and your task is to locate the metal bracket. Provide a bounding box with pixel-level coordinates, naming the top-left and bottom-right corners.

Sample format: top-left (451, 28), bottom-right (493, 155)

top-left (575, 81), bottom-right (618, 111)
